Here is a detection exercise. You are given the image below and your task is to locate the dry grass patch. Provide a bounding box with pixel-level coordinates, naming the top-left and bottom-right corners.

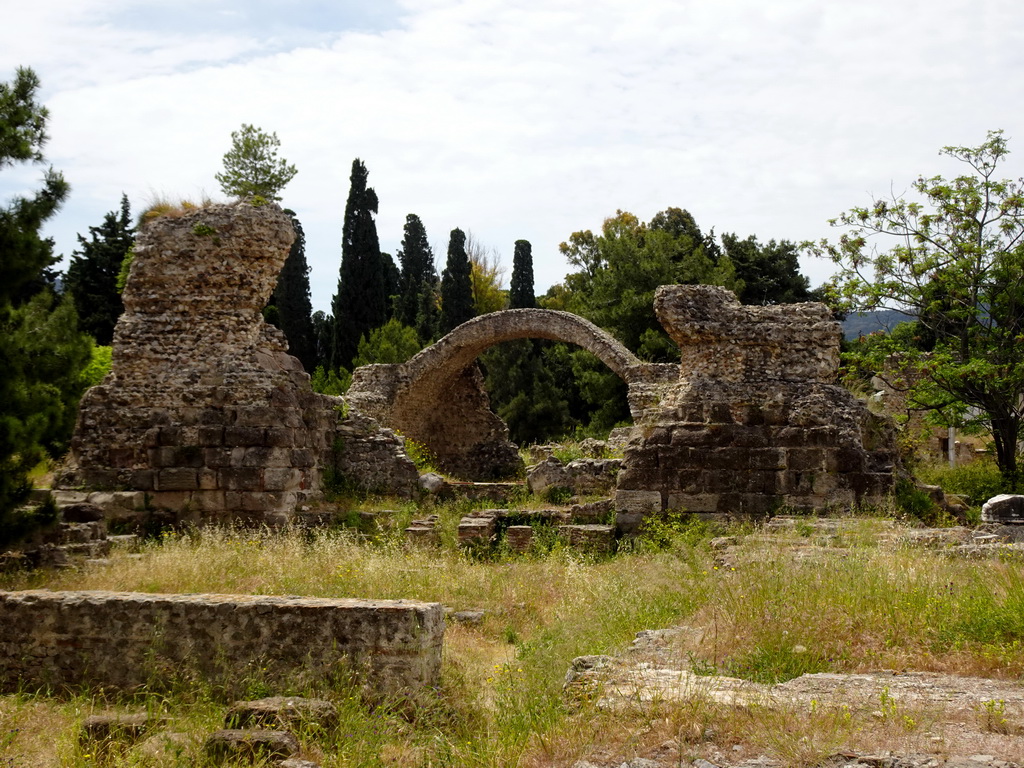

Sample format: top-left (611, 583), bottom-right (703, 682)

top-left (2, 514), bottom-right (1024, 766)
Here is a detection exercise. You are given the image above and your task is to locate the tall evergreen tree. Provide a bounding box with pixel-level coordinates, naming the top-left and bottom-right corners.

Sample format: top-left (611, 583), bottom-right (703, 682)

top-left (439, 227), bottom-right (474, 335)
top-left (267, 211), bottom-right (317, 371)
top-left (64, 193), bottom-right (134, 345)
top-left (330, 158), bottom-right (387, 369)
top-left (509, 239), bottom-right (535, 309)
top-left (483, 238), bottom-right (572, 444)
top-left (396, 214), bottom-right (437, 333)
top-left (1, 67), bottom-right (91, 524)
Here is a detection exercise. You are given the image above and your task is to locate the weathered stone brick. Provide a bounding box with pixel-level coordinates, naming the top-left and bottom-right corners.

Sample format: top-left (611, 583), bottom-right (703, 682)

top-left (156, 468), bottom-right (199, 491)
top-left (263, 468), bottom-right (303, 492)
top-left (219, 468), bottom-right (262, 490)
top-left (224, 426), bottom-right (265, 446)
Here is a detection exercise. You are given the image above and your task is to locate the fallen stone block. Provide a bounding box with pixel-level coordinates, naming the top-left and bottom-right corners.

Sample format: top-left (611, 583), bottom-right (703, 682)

top-left (205, 729), bottom-right (299, 763)
top-left (982, 494), bottom-right (1024, 524)
top-left (0, 590), bottom-right (444, 700)
top-left (505, 525), bottom-right (533, 553)
top-left (226, 697), bottom-right (338, 730)
top-left (558, 524), bottom-right (615, 554)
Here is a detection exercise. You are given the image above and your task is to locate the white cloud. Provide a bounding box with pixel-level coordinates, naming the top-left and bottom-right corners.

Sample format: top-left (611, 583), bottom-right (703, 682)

top-left (2, 0), bottom-right (1023, 313)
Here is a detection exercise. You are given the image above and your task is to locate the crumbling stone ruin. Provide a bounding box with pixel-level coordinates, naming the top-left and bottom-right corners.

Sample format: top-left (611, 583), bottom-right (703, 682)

top-left (615, 285), bottom-right (897, 527)
top-left (346, 309), bottom-right (677, 479)
top-left (61, 201), bottom-right (415, 526)
top-left (58, 201), bottom-right (896, 529)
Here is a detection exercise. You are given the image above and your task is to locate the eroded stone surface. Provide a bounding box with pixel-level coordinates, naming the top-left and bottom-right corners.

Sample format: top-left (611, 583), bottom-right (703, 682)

top-left (615, 286), bottom-right (897, 523)
top-left (62, 202), bottom-right (417, 523)
top-left (0, 590), bottom-right (444, 698)
top-left (64, 202), bottom-right (333, 523)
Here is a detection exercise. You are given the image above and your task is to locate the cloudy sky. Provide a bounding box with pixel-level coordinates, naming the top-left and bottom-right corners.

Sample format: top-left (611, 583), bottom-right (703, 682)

top-left (1, 0), bottom-right (1022, 314)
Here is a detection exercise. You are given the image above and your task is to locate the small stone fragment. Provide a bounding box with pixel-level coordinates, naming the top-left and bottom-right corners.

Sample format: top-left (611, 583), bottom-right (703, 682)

top-left (205, 729), bottom-right (299, 762)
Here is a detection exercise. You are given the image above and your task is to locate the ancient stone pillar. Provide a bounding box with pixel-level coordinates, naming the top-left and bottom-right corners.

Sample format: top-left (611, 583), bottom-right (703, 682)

top-left (64, 201), bottom-right (337, 525)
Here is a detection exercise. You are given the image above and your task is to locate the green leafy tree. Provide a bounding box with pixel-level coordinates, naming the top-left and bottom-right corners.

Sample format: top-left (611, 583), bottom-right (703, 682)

top-left (267, 211), bottom-right (317, 371)
top-left (215, 123), bottom-right (297, 200)
top-left (1, 67), bottom-right (91, 521)
top-left (559, 208), bottom-right (739, 361)
top-left (352, 318), bottom-right (422, 367)
top-left (331, 158), bottom-right (388, 369)
top-left (466, 231), bottom-right (507, 316)
top-left (805, 130), bottom-right (1024, 489)
top-left (722, 233), bottom-right (811, 305)
top-left (64, 193), bottom-right (134, 344)
top-left (553, 207), bottom-right (746, 434)
top-left (439, 227), bottom-right (474, 334)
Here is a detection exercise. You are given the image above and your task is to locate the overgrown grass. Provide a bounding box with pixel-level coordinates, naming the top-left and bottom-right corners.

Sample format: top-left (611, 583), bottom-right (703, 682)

top-left (2, 511), bottom-right (1024, 766)
top-left (916, 457), bottom-right (1010, 510)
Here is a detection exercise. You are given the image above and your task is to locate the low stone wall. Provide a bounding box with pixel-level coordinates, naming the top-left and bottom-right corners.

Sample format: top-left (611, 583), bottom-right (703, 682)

top-left (0, 590), bottom-right (444, 699)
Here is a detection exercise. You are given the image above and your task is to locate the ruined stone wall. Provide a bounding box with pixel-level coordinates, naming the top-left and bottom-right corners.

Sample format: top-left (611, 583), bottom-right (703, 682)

top-left (615, 286), bottom-right (896, 526)
top-left (65, 202), bottom-right (339, 524)
top-left (347, 309), bottom-right (654, 480)
top-left (0, 590), bottom-right (443, 698)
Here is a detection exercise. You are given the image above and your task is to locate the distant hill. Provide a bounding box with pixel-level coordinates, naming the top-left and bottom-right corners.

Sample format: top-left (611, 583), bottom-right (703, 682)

top-left (841, 309), bottom-right (913, 340)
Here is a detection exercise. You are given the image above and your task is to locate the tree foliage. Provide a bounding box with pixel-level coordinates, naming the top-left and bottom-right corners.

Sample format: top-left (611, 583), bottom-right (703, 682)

top-left (331, 158), bottom-right (388, 369)
top-left (483, 238), bottom-right (573, 444)
top-left (559, 208), bottom-right (740, 361)
top-left (466, 231), bottom-right (507, 316)
top-left (509, 239), bottom-right (536, 309)
top-left (722, 233), bottom-right (810, 305)
top-left (267, 211), bottom-right (317, 371)
top-left (1, 67), bottom-right (91, 520)
top-left (439, 227), bottom-right (474, 334)
top-left (396, 214), bottom-right (439, 343)
top-left (65, 193), bottom-right (134, 345)
top-left (215, 123), bottom-right (297, 201)
top-left (805, 130), bottom-right (1024, 488)
top-left (352, 318), bottom-right (422, 367)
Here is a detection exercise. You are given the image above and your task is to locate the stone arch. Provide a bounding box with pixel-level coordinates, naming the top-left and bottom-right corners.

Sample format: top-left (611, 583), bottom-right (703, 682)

top-left (346, 309), bottom-right (677, 479)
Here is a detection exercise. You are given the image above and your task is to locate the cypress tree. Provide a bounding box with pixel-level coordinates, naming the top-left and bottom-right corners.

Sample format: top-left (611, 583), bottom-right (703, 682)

top-left (439, 227), bottom-right (474, 335)
top-left (65, 193), bottom-right (134, 345)
top-left (509, 239), bottom-right (535, 309)
top-left (396, 214), bottom-right (436, 328)
top-left (268, 211), bottom-right (317, 371)
top-left (483, 239), bottom-right (572, 444)
top-left (330, 158), bottom-right (387, 369)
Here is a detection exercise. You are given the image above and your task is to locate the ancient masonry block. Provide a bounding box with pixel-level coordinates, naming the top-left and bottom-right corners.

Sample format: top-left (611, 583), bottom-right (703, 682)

top-left (615, 286), bottom-right (897, 521)
top-left (61, 201), bottom-right (416, 524)
top-left (0, 590), bottom-right (444, 699)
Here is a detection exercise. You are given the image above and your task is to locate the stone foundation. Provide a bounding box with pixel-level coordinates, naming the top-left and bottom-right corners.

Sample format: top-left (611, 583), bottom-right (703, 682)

top-left (615, 286), bottom-right (896, 525)
top-left (0, 590), bottom-right (443, 698)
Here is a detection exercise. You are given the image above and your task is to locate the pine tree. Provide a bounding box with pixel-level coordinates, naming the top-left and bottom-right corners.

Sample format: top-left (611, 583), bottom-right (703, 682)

top-left (267, 211), bottom-right (317, 370)
top-left (64, 194), bottom-right (134, 345)
top-left (1, 67), bottom-right (91, 522)
top-left (509, 239), bottom-right (535, 309)
top-left (330, 158), bottom-right (387, 369)
top-left (215, 124), bottom-right (297, 201)
top-left (439, 227), bottom-right (474, 335)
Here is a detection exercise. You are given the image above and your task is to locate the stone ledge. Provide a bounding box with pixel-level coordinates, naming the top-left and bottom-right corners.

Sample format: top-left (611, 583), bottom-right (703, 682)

top-left (0, 590), bottom-right (444, 700)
